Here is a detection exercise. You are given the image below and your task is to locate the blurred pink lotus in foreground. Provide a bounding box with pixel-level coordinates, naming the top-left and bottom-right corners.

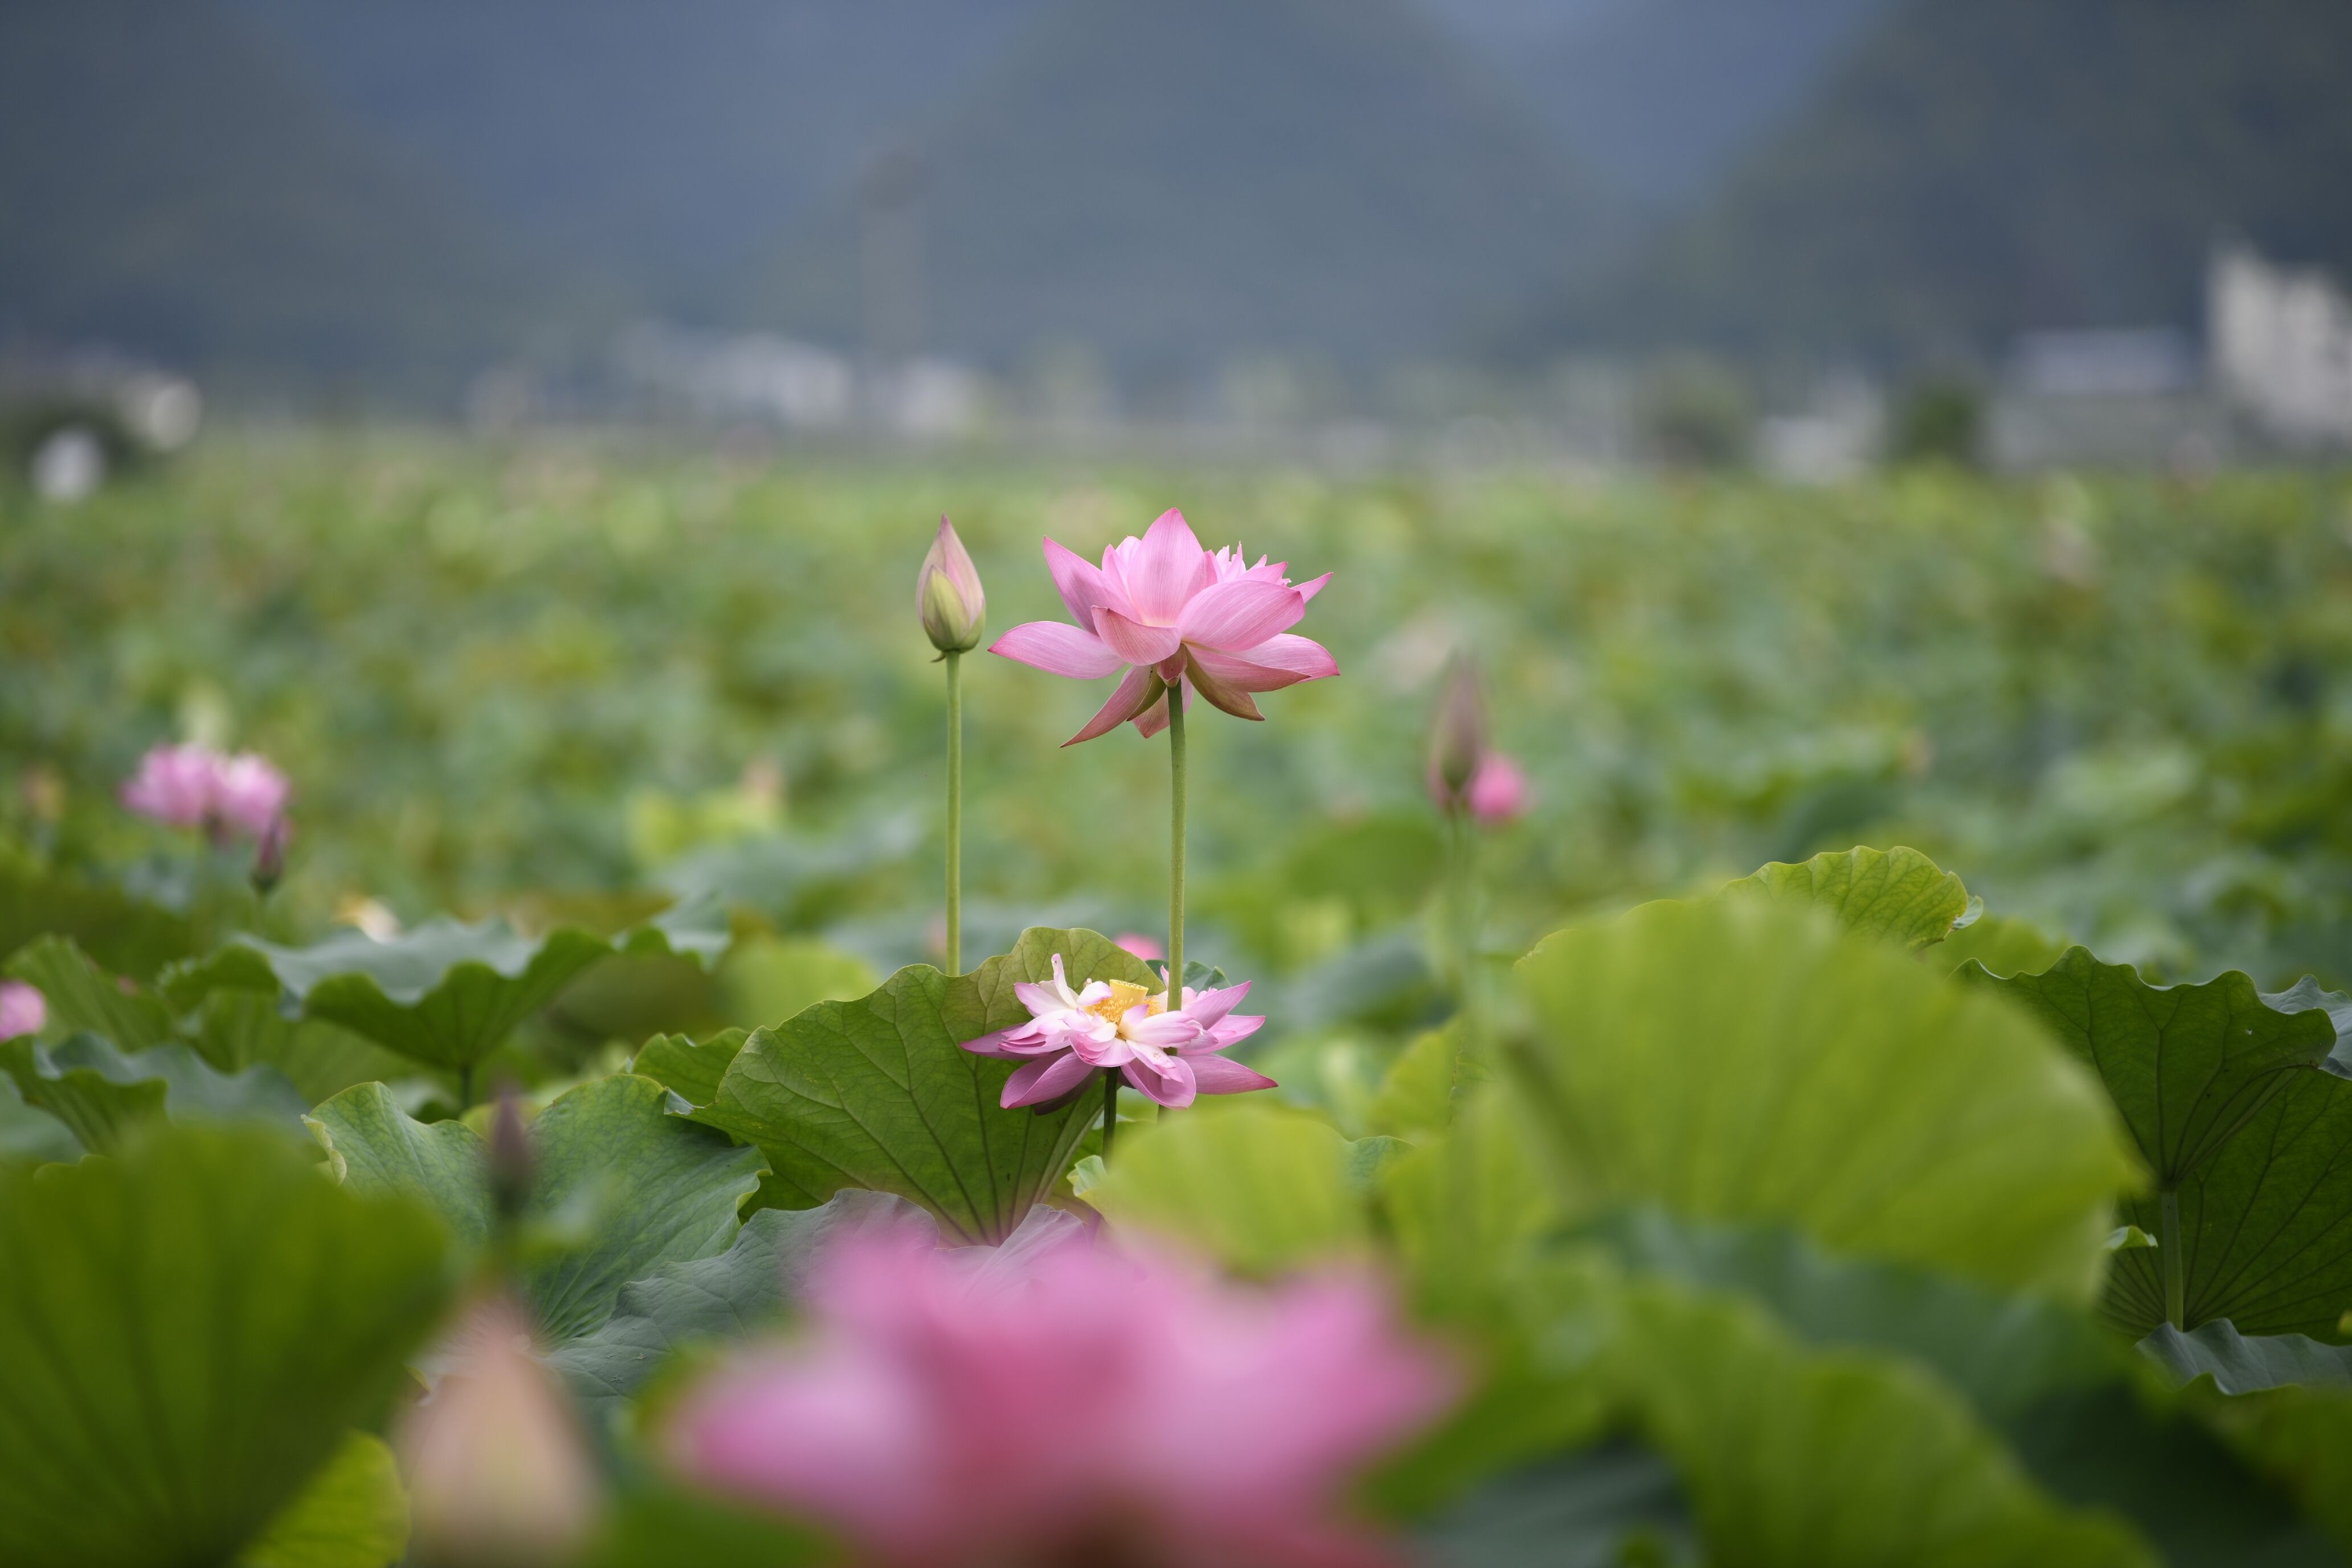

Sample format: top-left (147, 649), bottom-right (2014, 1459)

top-left (960, 953), bottom-right (1274, 1109)
top-left (0, 981), bottom-right (44, 1040)
top-left (121, 742), bottom-right (290, 841)
top-left (669, 1221), bottom-right (1454, 1568)
top-left (1113, 932), bottom-right (1165, 962)
top-left (991, 508), bottom-right (1336, 744)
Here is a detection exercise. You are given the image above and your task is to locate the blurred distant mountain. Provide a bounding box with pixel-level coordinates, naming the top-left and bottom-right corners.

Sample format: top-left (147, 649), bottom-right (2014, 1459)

top-left (227, 0), bottom-right (1044, 309)
top-left (1523, 0), bottom-right (2352, 365)
top-left (737, 0), bottom-right (1624, 372)
top-left (0, 0), bottom-right (555, 394)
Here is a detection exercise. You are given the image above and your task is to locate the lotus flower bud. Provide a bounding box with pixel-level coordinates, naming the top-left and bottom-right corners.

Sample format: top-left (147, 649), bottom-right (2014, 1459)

top-left (485, 1087), bottom-right (535, 1229)
top-left (249, 813), bottom-right (289, 895)
top-left (405, 1296), bottom-right (600, 1567)
top-left (1427, 659), bottom-right (1487, 811)
top-left (0, 981), bottom-right (45, 1040)
top-left (916, 516), bottom-right (987, 653)
top-left (1467, 753), bottom-right (1530, 825)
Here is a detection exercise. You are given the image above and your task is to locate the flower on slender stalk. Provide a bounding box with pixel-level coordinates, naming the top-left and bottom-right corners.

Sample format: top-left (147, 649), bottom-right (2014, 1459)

top-left (1465, 753), bottom-right (1530, 825)
top-left (403, 1296), bottom-right (601, 1567)
top-left (991, 508), bottom-right (1337, 744)
top-left (668, 1219), bottom-right (1455, 1568)
top-left (960, 953), bottom-right (1274, 1109)
top-left (121, 742), bottom-right (292, 844)
top-left (916, 515), bottom-right (988, 654)
top-left (0, 981), bottom-right (43, 1040)
top-left (1426, 660), bottom-right (1529, 826)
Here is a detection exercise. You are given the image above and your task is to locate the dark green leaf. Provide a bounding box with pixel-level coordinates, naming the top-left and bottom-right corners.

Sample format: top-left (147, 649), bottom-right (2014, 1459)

top-left (1969, 950), bottom-right (2352, 1337)
top-left (0, 1072), bottom-right (78, 1166)
top-left (1514, 898), bottom-right (2140, 1300)
top-left (584, 1485), bottom-right (829, 1568)
top-left (0, 1124), bottom-right (451, 1568)
top-left (2140, 1320), bottom-right (2352, 1395)
top-left (550, 1190), bottom-right (921, 1419)
top-left (311, 1073), bottom-right (764, 1344)
top-left (694, 928), bottom-right (1147, 1244)
top-left (0, 842), bottom-right (193, 981)
top-left (1722, 844), bottom-right (1971, 952)
top-left (1, 1033), bottom-right (307, 1152)
top-left (1418, 1443), bottom-right (1698, 1568)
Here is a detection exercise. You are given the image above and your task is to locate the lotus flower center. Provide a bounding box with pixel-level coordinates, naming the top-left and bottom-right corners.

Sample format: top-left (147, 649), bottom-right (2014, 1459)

top-left (1087, 979), bottom-right (1165, 1029)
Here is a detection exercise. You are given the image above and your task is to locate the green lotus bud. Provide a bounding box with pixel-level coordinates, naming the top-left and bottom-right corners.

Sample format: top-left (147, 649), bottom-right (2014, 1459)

top-left (1428, 657), bottom-right (1487, 811)
top-left (916, 515), bottom-right (987, 653)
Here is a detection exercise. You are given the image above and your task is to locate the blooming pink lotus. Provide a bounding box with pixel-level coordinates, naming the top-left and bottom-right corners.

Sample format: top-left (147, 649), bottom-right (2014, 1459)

top-left (122, 742), bottom-right (290, 841)
top-left (991, 509), bottom-right (1337, 744)
top-left (960, 954), bottom-right (1275, 1109)
top-left (669, 1219), bottom-right (1454, 1568)
top-left (0, 981), bottom-right (44, 1040)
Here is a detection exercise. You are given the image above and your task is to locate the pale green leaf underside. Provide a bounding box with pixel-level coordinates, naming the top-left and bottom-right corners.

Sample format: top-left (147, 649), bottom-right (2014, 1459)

top-left (1085, 1101), bottom-right (1369, 1272)
top-left (311, 1073), bottom-right (763, 1344)
top-left (693, 927), bottom-right (1150, 1243)
top-left (1722, 844), bottom-right (1971, 953)
top-left (238, 1432), bottom-right (408, 1568)
top-left (1514, 898), bottom-right (2139, 1301)
top-left (2, 1033), bottom-right (307, 1152)
top-left (2140, 1319), bottom-right (2352, 1396)
top-left (0, 1126), bottom-right (448, 1568)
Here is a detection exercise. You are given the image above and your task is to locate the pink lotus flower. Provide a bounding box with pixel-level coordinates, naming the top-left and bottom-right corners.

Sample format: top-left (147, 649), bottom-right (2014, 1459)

top-left (960, 954), bottom-right (1276, 1109)
top-left (1113, 932), bottom-right (1164, 962)
top-left (668, 1219), bottom-right (1454, 1568)
top-left (991, 509), bottom-right (1337, 744)
top-left (121, 742), bottom-right (290, 842)
top-left (0, 981), bottom-right (44, 1040)
top-left (1465, 753), bottom-right (1530, 824)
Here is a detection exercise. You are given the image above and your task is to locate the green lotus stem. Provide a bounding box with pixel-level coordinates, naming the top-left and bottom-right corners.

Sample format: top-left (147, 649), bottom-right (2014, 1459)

top-left (1167, 688), bottom-right (1187, 996)
top-left (1101, 1070), bottom-right (1120, 1160)
top-left (2161, 1187), bottom-right (2184, 1329)
top-left (945, 648), bottom-right (964, 976)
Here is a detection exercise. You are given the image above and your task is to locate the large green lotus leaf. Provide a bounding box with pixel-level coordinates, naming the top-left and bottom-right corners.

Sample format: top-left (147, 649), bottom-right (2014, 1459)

top-left (694, 927), bottom-right (1151, 1243)
top-left (1418, 1444), bottom-right (1697, 1567)
top-left (183, 903), bottom-right (730, 1074)
top-left (1722, 844), bottom-right (1971, 952)
top-left (1940, 914), bottom-right (2068, 980)
top-left (2189, 1382), bottom-right (2352, 1556)
top-left (1969, 951), bottom-right (2352, 1337)
top-left (2140, 1320), bottom-right (2352, 1395)
top-left (190, 989), bottom-right (417, 1106)
top-left (238, 1432), bottom-right (408, 1568)
top-left (311, 1073), bottom-right (764, 1343)
top-left (1514, 898), bottom-right (2139, 1300)
top-left (0, 1124), bottom-right (451, 1568)
top-left (1581, 1208), bottom-right (2118, 1425)
top-left (2, 1033), bottom-right (308, 1152)
top-left (1615, 1279), bottom-right (2155, 1568)
top-left (0, 1072), bottom-right (78, 1165)
top-left (1084, 1101), bottom-right (1369, 1272)
top-left (0, 842), bottom-right (193, 981)
top-left (551, 1190), bottom-right (922, 1420)
top-left (633, 1028), bottom-right (750, 1109)
top-left (5, 933), bottom-right (178, 1047)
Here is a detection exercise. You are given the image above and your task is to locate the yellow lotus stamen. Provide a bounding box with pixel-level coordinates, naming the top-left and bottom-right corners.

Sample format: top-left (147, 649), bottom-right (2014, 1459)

top-left (1087, 979), bottom-right (1155, 1026)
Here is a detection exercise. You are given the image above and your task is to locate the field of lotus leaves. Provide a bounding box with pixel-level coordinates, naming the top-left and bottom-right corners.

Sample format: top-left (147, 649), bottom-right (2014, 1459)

top-left (4, 440), bottom-right (2352, 1566)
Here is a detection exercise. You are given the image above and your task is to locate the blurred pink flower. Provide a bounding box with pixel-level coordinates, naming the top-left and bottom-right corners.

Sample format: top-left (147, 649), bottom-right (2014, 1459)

top-left (960, 953), bottom-right (1274, 1110)
top-left (1465, 753), bottom-right (1530, 824)
top-left (991, 509), bottom-right (1337, 744)
top-left (0, 981), bottom-right (44, 1040)
top-left (120, 742), bottom-right (290, 843)
top-left (669, 1221), bottom-right (1454, 1568)
top-left (120, 743), bottom-right (219, 829)
top-left (1113, 932), bottom-right (1164, 962)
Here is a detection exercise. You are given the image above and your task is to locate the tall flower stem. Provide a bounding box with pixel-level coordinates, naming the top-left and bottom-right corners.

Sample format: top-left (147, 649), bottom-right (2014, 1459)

top-left (1167, 688), bottom-right (1188, 993)
top-left (944, 649), bottom-right (964, 975)
top-left (1446, 808), bottom-right (1479, 1053)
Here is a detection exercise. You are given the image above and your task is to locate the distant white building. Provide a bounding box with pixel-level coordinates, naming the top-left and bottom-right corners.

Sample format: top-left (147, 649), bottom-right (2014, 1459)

top-left (2210, 243), bottom-right (2352, 446)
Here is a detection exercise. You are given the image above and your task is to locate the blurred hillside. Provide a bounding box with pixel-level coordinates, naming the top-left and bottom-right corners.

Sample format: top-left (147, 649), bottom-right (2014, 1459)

top-left (1530, 0), bottom-right (2352, 364)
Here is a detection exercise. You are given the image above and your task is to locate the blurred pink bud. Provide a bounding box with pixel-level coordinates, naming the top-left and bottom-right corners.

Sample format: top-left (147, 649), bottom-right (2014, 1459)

top-left (403, 1297), bottom-right (600, 1567)
top-left (0, 981), bottom-right (44, 1040)
top-left (250, 813), bottom-right (290, 895)
top-left (1425, 659), bottom-right (1486, 810)
top-left (917, 516), bottom-right (988, 653)
top-left (212, 752), bottom-right (291, 838)
top-left (1466, 753), bottom-right (1530, 824)
top-left (670, 1222), bottom-right (1454, 1567)
top-left (120, 743), bottom-right (218, 829)
top-left (1113, 932), bottom-right (1164, 962)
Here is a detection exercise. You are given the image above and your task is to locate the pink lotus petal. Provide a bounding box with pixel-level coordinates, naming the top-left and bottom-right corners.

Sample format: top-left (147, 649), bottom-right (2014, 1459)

top-left (1202, 1014), bottom-right (1267, 1051)
top-left (1132, 684), bottom-right (1179, 739)
top-left (1180, 981), bottom-right (1252, 1029)
top-left (212, 753), bottom-right (291, 838)
top-left (1002, 1051), bottom-right (1102, 1109)
top-left (1295, 572), bottom-right (1332, 603)
top-left (1181, 651), bottom-right (1265, 721)
top-left (1468, 753), bottom-right (1531, 824)
top-left (1065, 666), bottom-right (1163, 747)
top-left (1123, 510), bottom-right (1210, 625)
top-left (1042, 536), bottom-right (1115, 626)
top-left (1012, 980), bottom-right (1068, 1018)
top-left (1175, 579), bottom-right (1305, 652)
top-left (1092, 608), bottom-right (1184, 667)
top-left (1122, 1052), bottom-right (1197, 1109)
top-left (1121, 1011), bottom-right (1204, 1051)
top-left (1191, 633), bottom-right (1339, 694)
top-left (1189, 1055), bottom-right (1279, 1095)
top-left (0, 981), bottom-right (44, 1040)
top-left (990, 621), bottom-right (1124, 680)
